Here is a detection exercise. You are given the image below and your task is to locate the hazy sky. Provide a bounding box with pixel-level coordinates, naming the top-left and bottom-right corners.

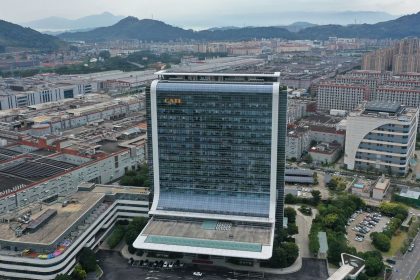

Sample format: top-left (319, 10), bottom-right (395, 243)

top-left (2, 0), bottom-right (420, 28)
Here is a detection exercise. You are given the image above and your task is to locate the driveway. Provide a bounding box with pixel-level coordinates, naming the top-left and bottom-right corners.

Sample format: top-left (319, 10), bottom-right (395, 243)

top-left (287, 205), bottom-right (318, 258)
top-left (97, 250), bottom-right (329, 280)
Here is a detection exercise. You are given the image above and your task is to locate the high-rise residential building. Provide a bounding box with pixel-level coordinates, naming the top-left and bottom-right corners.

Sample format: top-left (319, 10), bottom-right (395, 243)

top-left (317, 82), bottom-right (370, 112)
top-left (362, 49), bottom-right (394, 72)
top-left (344, 101), bottom-right (419, 176)
top-left (362, 37), bottom-right (420, 73)
top-left (392, 54), bottom-right (420, 73)
top-left (134, 72), bottom-right (287, 259)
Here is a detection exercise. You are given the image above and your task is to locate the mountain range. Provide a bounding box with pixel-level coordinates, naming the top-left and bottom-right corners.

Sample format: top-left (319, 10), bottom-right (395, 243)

top-left (23, 12), bottom-right (125, 32)
top-left (207, 22), bottom-right (317, 33)
top-left (59, 12), bottom-right (420, 42)
top-left (176, 11), bottom-right (397, 29)
top-left (1, 11), bottom-right (420, 52)
top-left (0, 20), bottom-right (62, 52)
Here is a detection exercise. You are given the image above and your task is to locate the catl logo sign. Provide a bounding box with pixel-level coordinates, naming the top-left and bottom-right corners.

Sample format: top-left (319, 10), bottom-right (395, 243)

top-left (164, 98), bottom-right (182, 105)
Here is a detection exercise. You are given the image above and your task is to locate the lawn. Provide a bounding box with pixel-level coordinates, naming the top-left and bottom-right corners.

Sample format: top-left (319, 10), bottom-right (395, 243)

top-left (416, 272), bottom-right (420, 280)
top-left (383, 231), bottom-right (407, 257)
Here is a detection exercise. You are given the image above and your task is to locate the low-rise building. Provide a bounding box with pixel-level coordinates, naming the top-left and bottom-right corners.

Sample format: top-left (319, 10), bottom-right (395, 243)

top-left (372, 176), bottom-right (390, 200)
top-left (309, 142), bottom-right (342, 164)
top-left (398, 187), bottom-right (420, 200)
top-left (351, 179), bottom-right (372, 198)
top-left (0, 184), bottom-right (149, 280)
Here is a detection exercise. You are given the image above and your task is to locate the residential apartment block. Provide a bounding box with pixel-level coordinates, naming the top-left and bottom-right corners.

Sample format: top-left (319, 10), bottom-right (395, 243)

top-left (317, 82), bottom-right (370, 112)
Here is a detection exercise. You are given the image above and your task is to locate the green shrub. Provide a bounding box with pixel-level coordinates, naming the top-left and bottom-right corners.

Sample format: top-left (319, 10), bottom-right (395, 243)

top-left (371, 232), bottom-right (391, 252)
top-left (379, 202), bottom-right (408, 219)
top-left (107, 225), bottom-right (125, 249)
top-left (284, 207), bottom-right (297, 223)
top-left (79, 248), bottom-right (97, 273)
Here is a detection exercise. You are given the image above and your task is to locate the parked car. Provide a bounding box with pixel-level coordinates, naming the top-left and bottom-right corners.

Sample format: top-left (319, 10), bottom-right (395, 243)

top-left (193, 272), bottom-right (203, 277)
top-left (408, 243), bottom-right (415, 252)
top-left (163, 261), bottom-right (168, 268)
top-left (386, 258), bottom-right (396, 265)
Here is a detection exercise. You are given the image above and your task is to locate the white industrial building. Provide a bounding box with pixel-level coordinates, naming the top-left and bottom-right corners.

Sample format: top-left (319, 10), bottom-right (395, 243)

top-left (344, 101), bottom-right (419, 176)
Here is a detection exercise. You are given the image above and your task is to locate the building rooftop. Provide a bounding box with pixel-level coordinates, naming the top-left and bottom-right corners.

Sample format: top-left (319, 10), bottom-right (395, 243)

top-left (365, 101), bottom-right (401, 114)
top-left (0, 191), bottom-right (104, 245)
top-left (156, 71), bottom-right (280, 83)
top-left (350, 101), bottom-right (418, 121)
top-left (141, 218), bottom-right (271, 245)
top-left (309, 142), bottom-right (341, 155)
top-left (318, 231), bottom-right (328, 254)
top-left (135, 216), bottom-right (274, 259)
top-left (399, 187), bottom-right (420, 200)
top-left (374, 176), bottom-right (390, 191)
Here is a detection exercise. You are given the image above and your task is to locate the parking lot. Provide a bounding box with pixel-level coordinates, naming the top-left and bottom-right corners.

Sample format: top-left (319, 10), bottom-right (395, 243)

top-left (346, 211), bottom-right (390, 252)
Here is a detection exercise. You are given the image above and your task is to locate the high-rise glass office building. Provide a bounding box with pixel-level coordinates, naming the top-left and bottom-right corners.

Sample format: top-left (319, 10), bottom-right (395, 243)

top-left (134, 72), bottom-right (287, 259)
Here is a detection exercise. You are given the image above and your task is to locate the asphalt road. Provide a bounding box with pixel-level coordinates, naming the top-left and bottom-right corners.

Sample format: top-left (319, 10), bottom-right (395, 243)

top-left (391, 232), bottom-right (420, 280)
top-left (97, 250), bottom-right (329, 280)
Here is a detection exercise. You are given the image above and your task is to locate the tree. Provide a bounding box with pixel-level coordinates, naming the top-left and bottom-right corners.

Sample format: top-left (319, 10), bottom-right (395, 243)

top-left (79, 248), bottom-right (97, 272)
top-left (371, 232), bottom-right (391, 252)
top-left (356, 273), bottom-right (369, 280)
top-left (323, 213), bottom-right (340, 228)
top-left (285, 193), bottom-right (298, 204)
top-left (309, 225), bottom-right (320, 255)
top-left (55, 275), bottom-right (72, 280)
top-left (261, 242), bottom-right (298, 268)
top-left (311, 190), bottom-right (321, 205)
top-left (275, 228), bottom-right (289, 243)
top-left (327, 176), bottom-right (347, 192)
top-left (107, 225), bottom-right (125, 249)
top-left (99, 50), bottom-right (111, 60)
top-left (327, 232), bottom-right (354, 265)
top-left (303, 154), bottom-right (313, 164)
top-left (125, 217), bottom-right (148, 246)
top-left (71, 264), bottom-right (87, 280)
top-left (379, 202), bottom-right (408, 219)
top-left (327, 178), bottom-right (338, 191)
top-left (283, 242), bottom-right (299, 266)
top-left (358, 251), bottom-right (384, 277)
top-left (287, 223), bottom-right (299, 235)
top-left (313, 172), bottom-right (319, 185)
top-left (284, 207), bottom-right (297, 224)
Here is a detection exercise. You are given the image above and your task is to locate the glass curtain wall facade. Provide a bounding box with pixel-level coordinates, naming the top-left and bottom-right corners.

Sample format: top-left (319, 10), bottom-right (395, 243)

top-left (146, 73), bottom-right (286, 228)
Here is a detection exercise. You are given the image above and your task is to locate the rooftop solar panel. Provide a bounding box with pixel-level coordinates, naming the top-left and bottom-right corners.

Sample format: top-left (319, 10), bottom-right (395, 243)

top-left (285, 176), bottom-right (314, 184)
top-left (285, 169), bottom-right (314, 177)
top-left (1, 162), bottom-right (64, 180)
top-left (0, 148), bottom-right (21, 157)
top-left (34, 158), bottom-right (76, 170)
